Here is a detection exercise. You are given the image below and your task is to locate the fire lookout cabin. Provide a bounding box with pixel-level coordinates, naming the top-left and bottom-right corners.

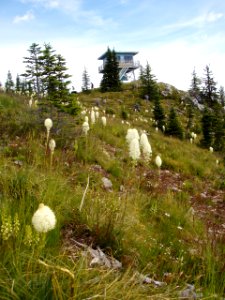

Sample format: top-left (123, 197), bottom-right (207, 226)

top-left (98, 51), bottom-right (140, 81)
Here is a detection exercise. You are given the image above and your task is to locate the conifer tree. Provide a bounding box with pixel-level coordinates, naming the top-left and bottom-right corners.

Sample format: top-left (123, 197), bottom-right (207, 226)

top-left (22, 43), bottom-right (42, 98)
top-left (201, 109), bottom-right (214, 148)
top-left (212, 108), bottom-right (225, 151)
top-left (166, 107), bottom-right (184, 139)
top-left (15, 74), bottom-right (21, 92)
top-left (219, 86), bottom-right (225, 106)
top-left (189, 68), bottom-right (201, 101)
top-left (202, 65), bottom-right (218, 107)
top-left (5, 71), bottom-right (14, 93)
top-left (153, 97), bottom-right (165, 130)
top-left (186, 105), bottom-right (194, 131)
top-left (100, 47), bottom-right (121, 92)
top-left (82, 68), bottom-right (90, 93)
top-left (139, 62), bottom-right (160, 101)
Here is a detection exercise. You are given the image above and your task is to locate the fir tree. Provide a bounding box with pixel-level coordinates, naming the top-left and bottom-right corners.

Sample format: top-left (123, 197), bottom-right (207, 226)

top-left (22, 43), bottom-right (42, 98)
top-left (202, 65), bottom-right (218, 107)
top-left (201, 109), bottom-right (214, 148)
top-left (186, 105), bottom-right (194, 132)
top-left (139, 62), bottom-right (160, 101)
top-left (212, 108), bottom-right (225, 151)
top-left (5, 71), bottom-right (14, 93)
top-left (153, 98), bottom-right (165, 130)
top-left (100, 48), bottom-right (121, 92)
top-left (15, 74), bottom-right (21, 92)
top-left (219, 86), bottom-right (225, 107)
top-left (189, 68), bottom-right (201, 101)
top-left (166, 107), bottom-right (184, 139)
top-left (82, 68), bottom-right (91, 93)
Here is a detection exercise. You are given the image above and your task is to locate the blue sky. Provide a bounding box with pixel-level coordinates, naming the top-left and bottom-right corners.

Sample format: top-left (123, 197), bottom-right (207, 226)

top-left (1, 0), bottom-right (225, 91)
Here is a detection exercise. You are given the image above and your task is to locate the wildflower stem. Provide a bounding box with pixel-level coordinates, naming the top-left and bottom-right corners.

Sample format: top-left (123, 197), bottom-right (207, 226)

top-left (79, 175), bottom-right (90, 211)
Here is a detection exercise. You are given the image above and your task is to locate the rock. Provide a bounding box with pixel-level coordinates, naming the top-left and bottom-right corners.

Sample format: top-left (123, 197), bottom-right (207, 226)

top-left (102, 177), bottom-right (113, 190)
top-left (179, 284), bottom-right (197, 299)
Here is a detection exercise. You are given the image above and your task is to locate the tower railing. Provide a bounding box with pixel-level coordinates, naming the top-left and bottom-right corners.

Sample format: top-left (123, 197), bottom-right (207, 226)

top-left (98, 60), bottom-right (140, 73)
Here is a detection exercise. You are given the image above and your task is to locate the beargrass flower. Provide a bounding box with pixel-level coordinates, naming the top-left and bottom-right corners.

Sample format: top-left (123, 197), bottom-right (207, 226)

top-left (101, 116), bottom-right (107, 126)
top-left (126, 128), bottom-right (139, 144)
top-left (91, 109), bottom-right (95, 124)
top-left (49, 139), bottom-right (56, 153)
top-left (209, 146), bottom-right (213, 153)
top-left (32, 203), bottom-right (56, 233)
top-left (84, 115), bottom-right (89, 122)
top-left (155, 155), bottom-right (162, 168)
top-left (129, 137), bottom-right (141, 161)
top-left (44, 118), bottom-right (53, 132)
top-left (82, 121), bottom-right (89, 135)
top-left (95, 111), bottom-right (99, 119)
top-left (140, 132), bottom-right (152, 161)
top-left (44, 118), bottom-right (53, 146)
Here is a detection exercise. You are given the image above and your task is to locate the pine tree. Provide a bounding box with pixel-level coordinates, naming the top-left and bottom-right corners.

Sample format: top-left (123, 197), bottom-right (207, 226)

top-left (15, 74), bottom-right (21, 92)
top-left (100, 48), bottom-right (121, 92)
top-left (186, 105), bottom-right (194, 132)
top-left (5, 71), bottom-right (14, 93)
top-left (202, 65), bottom-right (218, 107)
top-left (139, 62), bottom-right (160, 101)
top-left (166, 107), bottom-right (184, 139)
top-left (189, 68), bottom-right (201, 101)
top-left (153, 98), bottom-right (165, 130)
top-left (22, 43), bottom-right (42, 98)
top-left (201, 109), bottom-right (214, 148)
top-left (219, 86), bottom-right (225, 106)
top-left (82, 68), bottom-right (91, 93)
top-left (212, 108), bottom-right (225, 151)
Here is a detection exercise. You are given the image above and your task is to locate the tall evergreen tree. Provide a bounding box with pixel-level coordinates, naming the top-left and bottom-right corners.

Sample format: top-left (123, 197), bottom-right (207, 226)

top-left (153, 98), bottom-right (165, 131)
top-left (166, 107), bottom-right (184, 139)
top-left (202, 65), bottom-right (218, 107)
top-left (81, 68), bottom-right (91, 93)
top-left (100, 48), bottom-right (121, 92)
top-left (15, 74), bottom-right (21, 92)
top-left (212, 108), bottom-right (225, 151)
top-left (22, 43), bottom-right (42, 98)
top-left (5, 71), bottom-right (14, 93)
top-left (189, 68), bottom-right (201, 101)
top-left (139, 62), bottom-right (159, 101)
top-left (201, 109), bottom-right (214, 148)
top-left (219, 86), bottom-right (225, 106)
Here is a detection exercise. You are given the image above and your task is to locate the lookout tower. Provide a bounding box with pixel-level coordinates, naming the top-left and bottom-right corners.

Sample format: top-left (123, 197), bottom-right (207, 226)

top-left (98, 51), bottom-right (140, 81)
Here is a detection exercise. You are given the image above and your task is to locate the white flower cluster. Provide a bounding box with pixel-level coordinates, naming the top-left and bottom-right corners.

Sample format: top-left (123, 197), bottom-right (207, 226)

top-left (140, 132), bottom-right (152, 162)
top-left (126, 129), bottom-right (152, 162)
top-left (32, 203), bottom-right (56, 233)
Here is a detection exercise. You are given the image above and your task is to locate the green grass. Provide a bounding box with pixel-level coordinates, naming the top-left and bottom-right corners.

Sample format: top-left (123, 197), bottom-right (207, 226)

top-left (0, 91), bottom-right (224, 299)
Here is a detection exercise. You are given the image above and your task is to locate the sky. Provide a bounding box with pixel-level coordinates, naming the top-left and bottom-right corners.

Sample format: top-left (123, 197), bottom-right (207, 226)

top-left (0, 0), bottom-right (225, 92)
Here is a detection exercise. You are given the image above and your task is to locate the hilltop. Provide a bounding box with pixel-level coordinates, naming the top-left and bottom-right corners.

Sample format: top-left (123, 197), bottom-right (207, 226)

top-left (0, 86), bottom-right (224, 299)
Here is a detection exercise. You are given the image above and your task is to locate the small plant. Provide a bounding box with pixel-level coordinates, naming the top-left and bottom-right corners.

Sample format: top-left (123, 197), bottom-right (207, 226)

top-left (32, 203), bottom-right (56, 233)
top-left (49, 138), bottom-right (56, 167)
top-left (44, 118), bottom-right (53, 149)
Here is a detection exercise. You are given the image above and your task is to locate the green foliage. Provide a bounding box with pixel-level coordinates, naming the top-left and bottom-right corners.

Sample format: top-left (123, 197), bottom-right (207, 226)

top-left (202, 65), bottom-right (218, 107)
top-left (5, 70), bottom-right (14, 93)
top-left (100, 48), bottom-right (122, 92)
top-left (0, 91), bottom-right (225, 299)
top-left (139, 62), bottom-right (160, 100)
top-left (153, 97), bottom-right (165, 130)
top-left (166, 107), bottom-right (184, 139)
top-left (201, 109), bottom-right (214, 148)
top-left (81, 67), bottom-right (91, 93)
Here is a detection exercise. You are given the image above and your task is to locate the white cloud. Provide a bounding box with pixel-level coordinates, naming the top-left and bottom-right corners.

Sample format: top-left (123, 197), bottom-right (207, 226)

top-left (164, 11), bottom-right (224, 31)
top-left (13, 10), bottom-right (35, 23)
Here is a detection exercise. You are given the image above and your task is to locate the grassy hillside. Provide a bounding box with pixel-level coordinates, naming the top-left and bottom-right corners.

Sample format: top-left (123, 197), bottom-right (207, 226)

top-left (0, 90), bottom-right (224, 299)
